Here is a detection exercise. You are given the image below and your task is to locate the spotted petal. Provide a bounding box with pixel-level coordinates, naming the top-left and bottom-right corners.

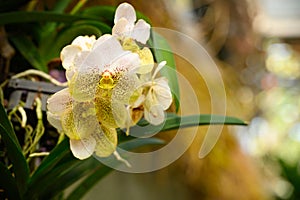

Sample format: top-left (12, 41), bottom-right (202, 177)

top-left (61, 101), bottom-right (98, 140)
top-left (109, 51), bottom-right (140, 73)
top-left (47, 88), bottom-right (72, 115)
top-left (71, 35), bottom-right (131, 101)
top-left (94, 125), bottom-right (118, 157)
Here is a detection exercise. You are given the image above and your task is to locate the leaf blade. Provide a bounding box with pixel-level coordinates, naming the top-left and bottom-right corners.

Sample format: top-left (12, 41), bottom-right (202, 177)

top-left (130, 114), bottom-right (247, 137)
top-left (0, 162), bottom-right (21, 200)
top-left (65, 138), bottom-right (164, 200)
top-left (10, 35), bottom-right (48, 72)
top-left (0, 103), bottom-right (29, 195)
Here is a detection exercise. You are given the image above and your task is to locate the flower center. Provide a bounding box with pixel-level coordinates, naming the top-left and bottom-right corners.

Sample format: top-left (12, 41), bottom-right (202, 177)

top-left (99, 69), bottom-right (115, 89)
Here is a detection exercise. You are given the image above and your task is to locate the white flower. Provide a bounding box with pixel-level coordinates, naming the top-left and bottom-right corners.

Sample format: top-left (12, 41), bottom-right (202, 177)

top-left (47, 3), bottom-right (173, 162)
top-left (60, 35), bottom-right (96, 81)
top-left (142, 61), bottom-right (172, 125)
top-left (47, 88), bottom-right (118, 159)
top-left (69, 34), bottom-right (140, 102)
top-left (112, 3), bottom-right (150, 44)
top-left (47, 34), bottom-right (141, 160)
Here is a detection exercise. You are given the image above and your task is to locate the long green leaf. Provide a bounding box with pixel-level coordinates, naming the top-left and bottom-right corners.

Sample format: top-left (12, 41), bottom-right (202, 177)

top-left (0, 162), bottom-right (21, 200)
top-left (10, 35), bottom-right (48, 72)
top-left (28, 137), bottom-right (163, 199)
top-left (149, 31), bottom-right (180, 112)
top-left (52, 0), bottom-right (73, 13)
top-left (39, 157), bottom-right (99, 199)
top-left (26, 155), bottom-right (82, 199)
top-left (0, 11), bottom-right (94, 25)
top-left (79, 6), bottom-right (115, 23)
top-left (40, 23), bottom-right (103, 61)
top-left (29, 138), bottom-right (70, 185)
top-left (25, 138), bottom-right (76, 199)
top-left (66, 165), bottom-right (111, 200)
top-left (129, 114), bottom-right (247, 137)
top-left (65, 138), bottom-right (164, 200)
top-left (0, 103), bottom-right (29, 195)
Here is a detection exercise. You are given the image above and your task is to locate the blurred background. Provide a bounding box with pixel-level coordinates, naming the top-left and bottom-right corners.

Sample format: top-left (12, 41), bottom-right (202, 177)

top-left (2, 0), bottom-right (300, 199)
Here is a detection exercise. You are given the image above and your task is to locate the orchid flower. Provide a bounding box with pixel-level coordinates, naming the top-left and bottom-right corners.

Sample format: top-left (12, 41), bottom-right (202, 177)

top-left (60, 35), bottom-right (96, 82)
top-left (113, 3), bottom-right (154, 74)
top-left (47, 3), bottom-right (172, 165)
top-left (48, 35), bottom-right (140, 161)
top-left (112, 3), bottom-right (150, 44)
top-left (141, 61), bottom-right (173, 125)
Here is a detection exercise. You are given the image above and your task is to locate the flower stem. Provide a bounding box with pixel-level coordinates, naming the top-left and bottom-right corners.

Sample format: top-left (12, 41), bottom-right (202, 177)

top-left (11, 69), bottom-right (67, 87)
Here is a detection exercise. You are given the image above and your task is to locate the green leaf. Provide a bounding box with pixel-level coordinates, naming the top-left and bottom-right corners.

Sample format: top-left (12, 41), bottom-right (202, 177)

top-left (0, 162), bottom-right (21, 200)
top-left (73, 20), bottom-right (111, 33)
top-left (0, 11), bottom-right (96, 25)
top-left (149, 31), bottom-right (180, 112)
top-left (40, 23), bottom-right (103, 61)
top-left (130, 114), bottom-right (247, 136)
top-left (25, 138), bottom-right (76, 199)
top-left (10, 35), bottom-right (48, 72)
top-left (79, 6), bottom-right (115, 24)
top-left (0, 103), bottom-right (29, 195)
top-left (0, 105), bottom-right (18, 145)
top-left (52, 0), bottom-right (73, 13)
top-left (65, 138), bottom-right (164, 200)
top-left (39, 157), bottom-right (99, 199)
top-left (65, 164), bottom-right (111, 200)
top-left (29, 138), bottom-right (70, 185)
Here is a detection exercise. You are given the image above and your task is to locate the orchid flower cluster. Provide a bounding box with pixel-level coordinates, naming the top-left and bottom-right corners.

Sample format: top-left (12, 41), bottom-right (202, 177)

top-left (47, 3), bottom-right (172, 161)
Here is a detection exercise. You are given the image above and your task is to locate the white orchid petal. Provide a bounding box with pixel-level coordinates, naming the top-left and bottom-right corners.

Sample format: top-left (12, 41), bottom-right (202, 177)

top-left (110, 52), bottom-right (140, 72)
top-left (60, 45), bottom-right (81, 70)
top-left (92, 34), bottom-right (113, 49)
top-left (152, 61), bottom-right (167, 79)
top-left (70, 137), bottom-right (96, 160)
top-left (112, 18), bottom-right (132, 38)
top-left (144, 104), bottom-right (165, 125)
top-left (47, 88), bottom-right (72, 115)
top-left (131, 19), bottom-right (151, 44)
top-left (90, 34), bottom-right (127, 67)
top-left (73, 51), bottom-right (90, 70)
top-left (153, 78), bottom-right (173, 110)
top-left (65, 51), bottom-right (90, 82)
top-left (71, 35), bottom-right (96, 51)
top-left (46, 112), bottom-right (63, 132)
top-left (114, 3), bottom-right (136, 25)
